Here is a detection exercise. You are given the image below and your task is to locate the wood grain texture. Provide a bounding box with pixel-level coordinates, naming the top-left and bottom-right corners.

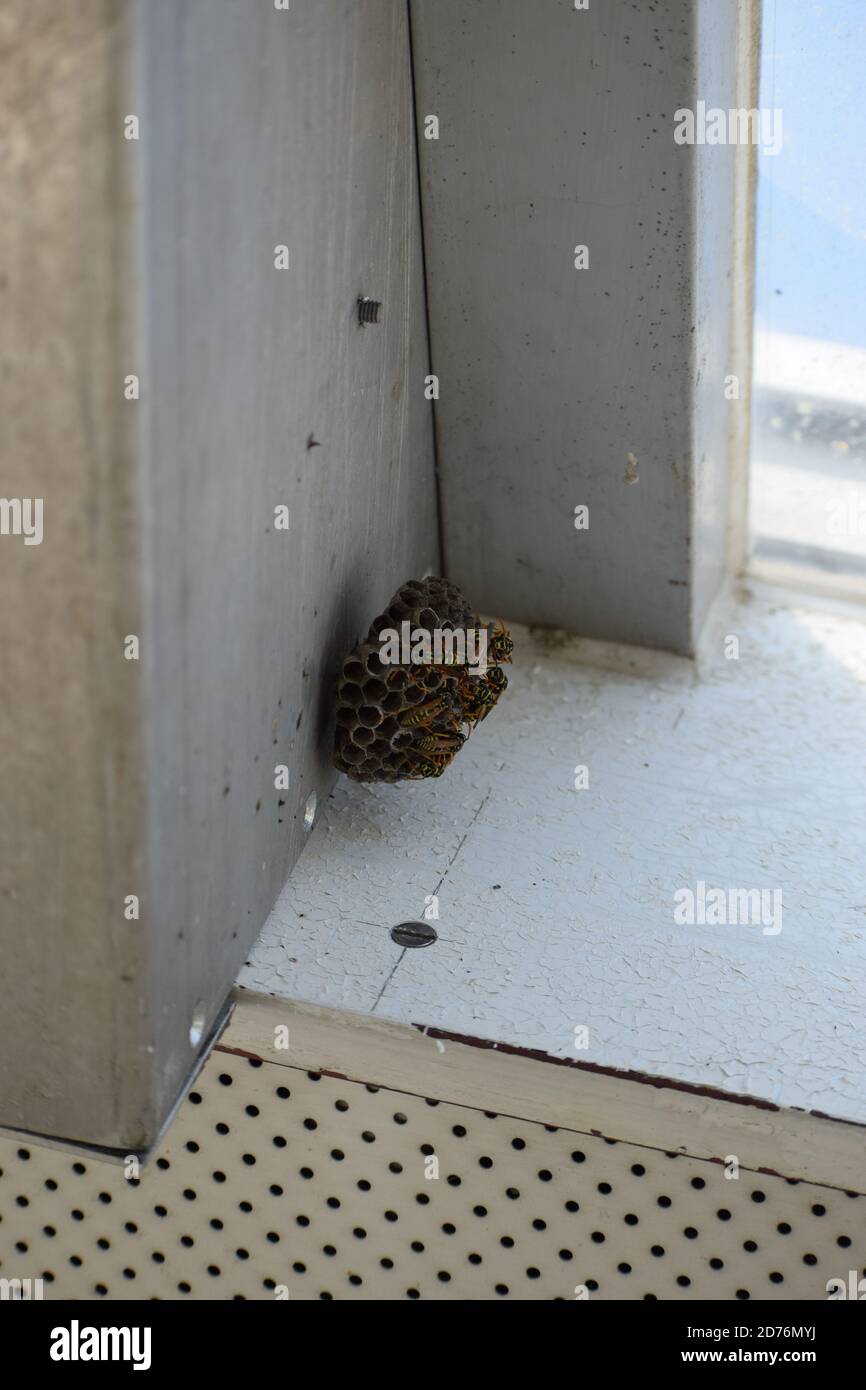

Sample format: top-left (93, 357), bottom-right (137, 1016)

top-left (0, 0), bottom-right (437, 1149)
top-left (409, 0), bottom-right (754, 654)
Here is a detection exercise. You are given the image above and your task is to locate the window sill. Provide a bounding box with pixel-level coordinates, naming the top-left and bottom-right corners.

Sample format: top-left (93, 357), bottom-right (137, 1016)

top-left (241, 582), bottom-right (866, 1130)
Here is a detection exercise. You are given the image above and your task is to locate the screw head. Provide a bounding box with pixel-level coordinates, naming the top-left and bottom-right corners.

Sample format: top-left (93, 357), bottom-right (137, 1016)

top-left (357, 296), bottom-right (382, 326)
top-left (189, 1001), bottom-right (207, 1049)
top-left (390, 920), bottom-right (437, 949)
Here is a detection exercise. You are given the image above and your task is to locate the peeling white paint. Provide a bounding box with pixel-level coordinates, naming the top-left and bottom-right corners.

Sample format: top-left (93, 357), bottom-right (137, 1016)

top-left (240, 585), bottom-right (866, 1124)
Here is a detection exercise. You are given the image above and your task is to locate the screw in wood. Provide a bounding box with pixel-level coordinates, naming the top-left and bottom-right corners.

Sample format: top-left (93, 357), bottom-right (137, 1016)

top-left (390, 920), bottom-right (437, 948)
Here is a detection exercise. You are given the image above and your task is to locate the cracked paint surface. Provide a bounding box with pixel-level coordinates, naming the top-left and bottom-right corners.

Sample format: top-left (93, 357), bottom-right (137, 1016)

top-left (239, 586), bottom-right (866, 1123)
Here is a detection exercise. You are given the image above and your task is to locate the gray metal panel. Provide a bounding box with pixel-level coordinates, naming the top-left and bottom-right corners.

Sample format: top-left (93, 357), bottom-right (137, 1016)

top-left (0, 0), bottom-right (437, 1150)
top-left (0, 1), bottom-right (146, 1147)
top-left (138, 0), bottom-right (438, 1142)
top-left (410, 0), bottom-right (750, 654)
top-left (691, 0), bottom-right (740, 637)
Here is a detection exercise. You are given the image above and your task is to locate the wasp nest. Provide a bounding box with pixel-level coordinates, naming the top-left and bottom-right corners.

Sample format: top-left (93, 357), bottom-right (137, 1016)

top-left (333, 577), bottom-right (513, 782)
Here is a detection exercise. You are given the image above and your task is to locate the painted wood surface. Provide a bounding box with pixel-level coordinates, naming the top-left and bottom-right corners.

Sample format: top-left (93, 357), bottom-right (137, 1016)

top-left (224, 993), bottom-right (866, 1196)
top-left (243, 584), bottom-right (866, 1131)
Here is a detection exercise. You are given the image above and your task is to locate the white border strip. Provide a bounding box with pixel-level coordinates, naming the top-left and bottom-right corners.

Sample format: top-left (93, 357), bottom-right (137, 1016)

top-left (222, 990), bottom-right (866, 1195)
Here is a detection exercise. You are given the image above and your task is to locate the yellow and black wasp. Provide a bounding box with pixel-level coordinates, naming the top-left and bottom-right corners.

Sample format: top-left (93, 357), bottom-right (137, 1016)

top-left (333, 580), bottom-right (513, 784)
top-left (399, 618), bottom-right (513, 778)
top-left (487, 620), bottom-right (515, 665)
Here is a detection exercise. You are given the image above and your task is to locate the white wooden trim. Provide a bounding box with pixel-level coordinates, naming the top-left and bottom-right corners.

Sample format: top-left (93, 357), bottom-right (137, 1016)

top-left (222, 991), bottom-right (866, 1195)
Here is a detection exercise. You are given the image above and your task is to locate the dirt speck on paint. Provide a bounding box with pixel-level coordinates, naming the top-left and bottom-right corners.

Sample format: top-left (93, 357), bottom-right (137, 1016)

top-left (625, 452), bottom-right (640, 485)
top-left (527, 625), bottom-right (575, 653)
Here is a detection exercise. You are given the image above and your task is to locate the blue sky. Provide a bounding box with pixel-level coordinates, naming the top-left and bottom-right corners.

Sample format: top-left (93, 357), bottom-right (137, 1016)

top-left (755, 0), bottom-right (866, 347)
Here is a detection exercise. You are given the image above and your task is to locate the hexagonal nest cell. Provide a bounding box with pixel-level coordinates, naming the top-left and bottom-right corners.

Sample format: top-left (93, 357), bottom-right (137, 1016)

top-left (332, 577), bottom-right (513, 782)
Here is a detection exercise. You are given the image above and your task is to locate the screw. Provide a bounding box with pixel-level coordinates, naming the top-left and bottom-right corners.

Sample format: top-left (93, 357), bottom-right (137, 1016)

top-left (189, 1001), bottom-right (207, 1049)
top-left (390, 920), bottom-right (437, 949)
top-left (358, 297), bottom-right (381, 326)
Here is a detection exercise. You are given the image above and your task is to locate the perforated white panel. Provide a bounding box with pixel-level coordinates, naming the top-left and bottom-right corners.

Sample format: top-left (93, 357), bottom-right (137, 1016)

top-left (0, 1047), bottom-right (862, 1300)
